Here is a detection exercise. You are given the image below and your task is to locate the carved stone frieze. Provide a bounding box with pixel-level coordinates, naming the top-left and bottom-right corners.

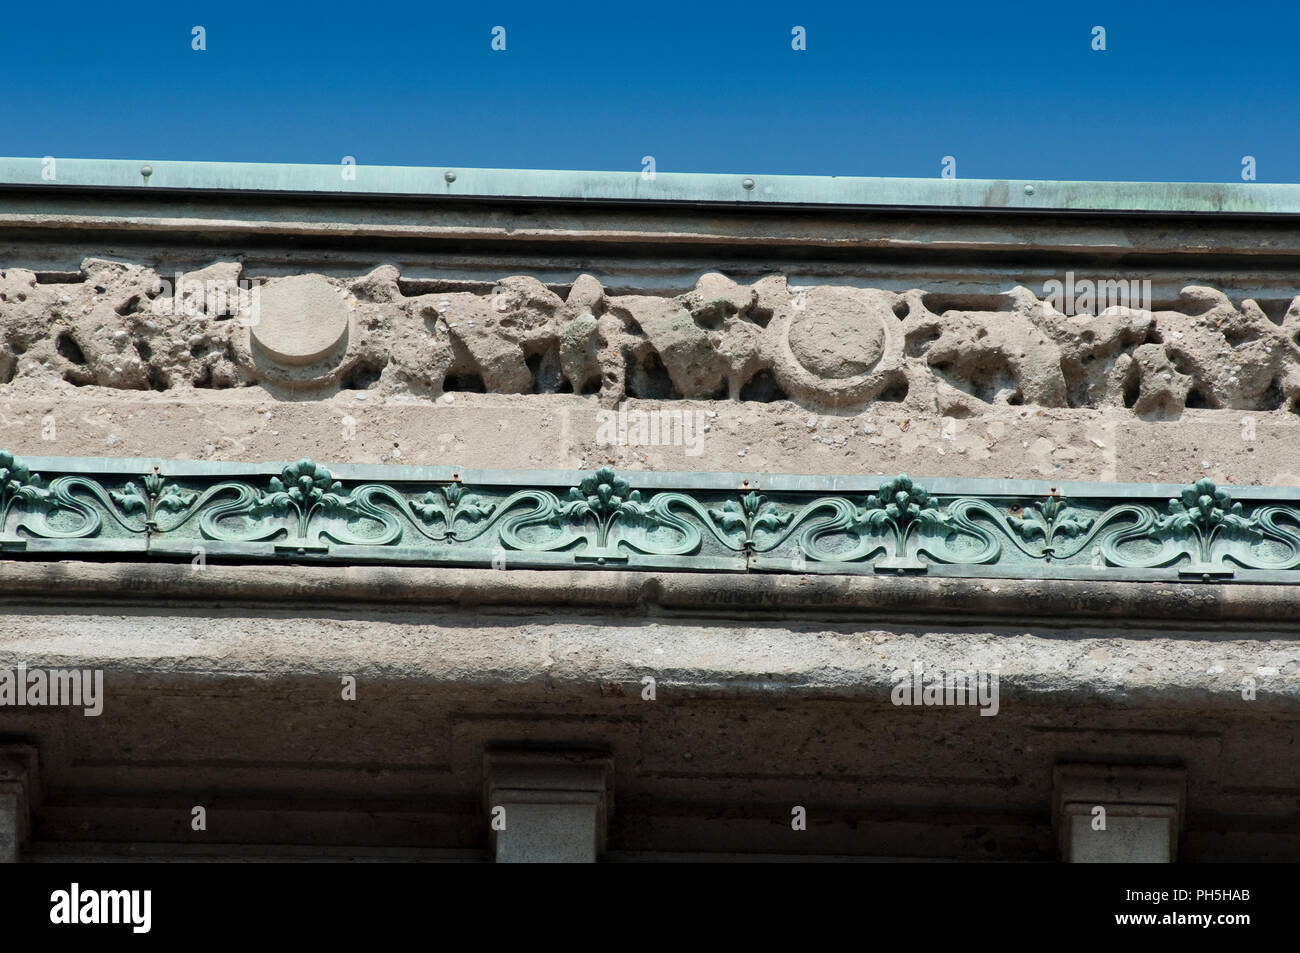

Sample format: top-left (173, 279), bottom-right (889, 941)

top-left (3, 261), bottom-right (1299, 417)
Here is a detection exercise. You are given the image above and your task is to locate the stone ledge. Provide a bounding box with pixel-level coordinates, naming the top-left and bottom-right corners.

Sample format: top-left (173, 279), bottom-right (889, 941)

top-left (0, 592), bottom-right (1294, 708)
top-left (4, 558), bottom-right (1300, 625)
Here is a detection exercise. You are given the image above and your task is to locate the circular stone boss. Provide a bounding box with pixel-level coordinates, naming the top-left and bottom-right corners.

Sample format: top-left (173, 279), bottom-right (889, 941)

top-left (250, 275), bottom-right (350, 366)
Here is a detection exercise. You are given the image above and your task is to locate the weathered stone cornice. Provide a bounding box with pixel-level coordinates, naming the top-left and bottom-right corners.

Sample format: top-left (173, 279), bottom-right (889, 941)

top-left (4, 560), bottom-right (1300, 627)
top-left (3, 452), bottom-right (1299, 586)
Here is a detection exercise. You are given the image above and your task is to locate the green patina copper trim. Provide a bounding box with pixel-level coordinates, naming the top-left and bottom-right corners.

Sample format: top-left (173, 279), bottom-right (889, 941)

top-left (2, 452), bottom-right (1299, 583)
top-left (2, 157), bottom-right (1299, 215)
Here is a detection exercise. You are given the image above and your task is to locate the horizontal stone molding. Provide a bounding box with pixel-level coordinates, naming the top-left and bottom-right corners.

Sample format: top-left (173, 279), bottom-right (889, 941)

top-left (0, 568), bottom-right (1297, 712)
top-left (5, 559), bottom-right (1300, 626)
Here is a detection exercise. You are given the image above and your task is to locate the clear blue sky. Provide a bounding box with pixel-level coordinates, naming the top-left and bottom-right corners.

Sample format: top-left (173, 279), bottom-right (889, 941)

top-left (3, 0), bottom-right (1297, 183)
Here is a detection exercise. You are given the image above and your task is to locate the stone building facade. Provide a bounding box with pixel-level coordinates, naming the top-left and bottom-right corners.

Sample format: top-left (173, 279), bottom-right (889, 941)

top-left (0, 159), bottom-right (1297, 861)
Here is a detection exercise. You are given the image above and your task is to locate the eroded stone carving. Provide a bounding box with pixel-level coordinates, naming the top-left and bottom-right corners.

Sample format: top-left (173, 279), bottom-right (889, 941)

top-left (2, 260), bottom-right (1299, 418)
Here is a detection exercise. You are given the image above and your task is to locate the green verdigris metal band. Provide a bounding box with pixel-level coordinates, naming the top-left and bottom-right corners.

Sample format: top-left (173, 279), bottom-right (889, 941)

top-left (2, 450), bottom-right (1299, 584)
top-left (5, 157), bottom-right (1300, 215)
